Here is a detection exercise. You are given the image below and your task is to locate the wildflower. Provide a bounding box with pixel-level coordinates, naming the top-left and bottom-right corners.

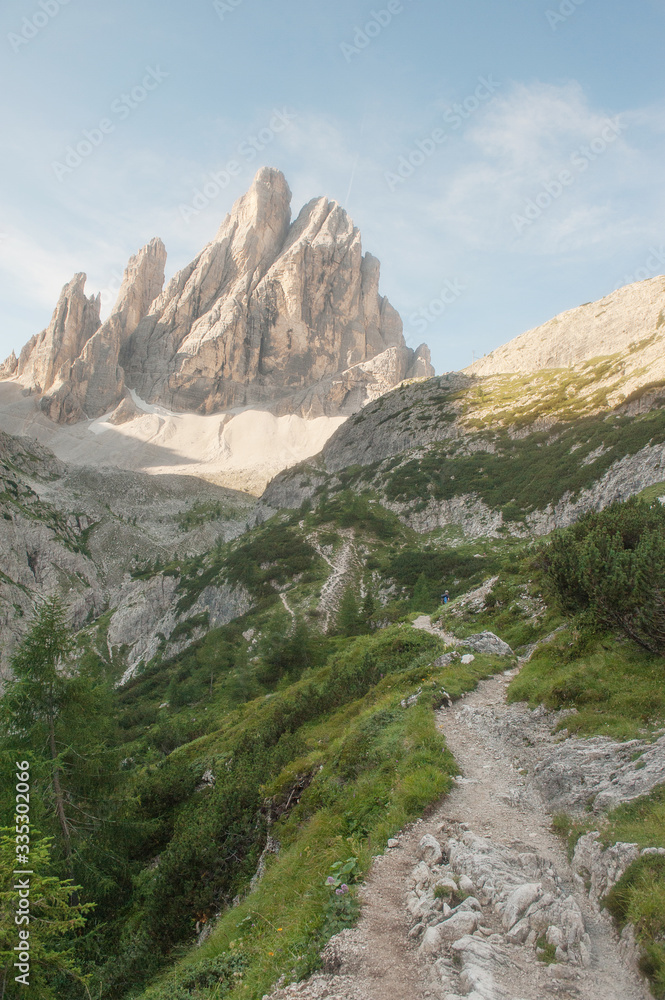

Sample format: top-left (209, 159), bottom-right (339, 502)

top-left (277, 927), bottom-right (283, 931)
top-left (335, 884), bottom-right (349, 896)
top-left (326, 876), bottom-right (336, 885)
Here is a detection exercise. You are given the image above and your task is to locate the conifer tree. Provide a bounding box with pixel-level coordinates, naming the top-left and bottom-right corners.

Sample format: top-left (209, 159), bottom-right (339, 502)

top-left (0, 598), bottom-right (129, 916)
top-left (1, 599), bottom-right (76, 876)
top-left (0, 830), bottom-right (92, 1000)
top-left (360, 592), bottom-right (376, 632)
top-left (336, 586), bottom-right (361, 637)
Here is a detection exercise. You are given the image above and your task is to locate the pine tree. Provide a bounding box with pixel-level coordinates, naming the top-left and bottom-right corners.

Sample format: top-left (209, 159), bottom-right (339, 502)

top-left (0, 829), bottom-right (93, 999)
top-left (0, 598), bottom-right (130, 916)
top-left (545, 497), bottom-right (665, 654)
top-left (360, 592), bottom-right (376, 632)
top-left (1, 599), bottom-right (76, 877)
top-left (336, 586), bottom-right (361, 637)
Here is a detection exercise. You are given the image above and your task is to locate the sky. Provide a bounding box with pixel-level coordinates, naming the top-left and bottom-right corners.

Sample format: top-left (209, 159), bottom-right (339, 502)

top-left (1, 0), bottom-right (664, 375)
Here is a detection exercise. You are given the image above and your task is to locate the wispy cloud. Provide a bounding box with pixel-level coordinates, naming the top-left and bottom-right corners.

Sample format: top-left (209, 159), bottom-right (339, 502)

top-left (424, 81), bottom-right (663, 256)
top-left (2, 81), bottom-right (665, 369)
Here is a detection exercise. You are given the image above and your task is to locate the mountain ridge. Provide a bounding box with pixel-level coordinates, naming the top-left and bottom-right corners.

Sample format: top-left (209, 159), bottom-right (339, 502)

top-left (3, 167), bottom-right (432, 426)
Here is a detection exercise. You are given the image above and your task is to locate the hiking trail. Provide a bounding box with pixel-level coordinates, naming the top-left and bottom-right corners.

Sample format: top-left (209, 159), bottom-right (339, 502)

top-left (265, 615), bottom-right (653, 1000)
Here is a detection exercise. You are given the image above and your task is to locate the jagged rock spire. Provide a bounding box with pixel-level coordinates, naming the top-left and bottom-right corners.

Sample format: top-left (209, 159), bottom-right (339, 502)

top-left (5, 169), bottom-right (433, 424)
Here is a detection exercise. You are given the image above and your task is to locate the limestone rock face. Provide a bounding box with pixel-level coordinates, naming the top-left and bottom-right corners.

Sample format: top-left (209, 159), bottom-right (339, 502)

top-left (280, 343), bottom-right (431, 419)
top-left (0, 351), bottom-right (17, 378)
top-left (469, 274), bottom-right (665, 378)
top-left (14, 274), bottom-right (101, 393)
top-left (41, 238), bottom-right (166, 423)
top-left (121, 167), bottom-right (431, 415)
top-left (4, 168), bottom-right (432, 428)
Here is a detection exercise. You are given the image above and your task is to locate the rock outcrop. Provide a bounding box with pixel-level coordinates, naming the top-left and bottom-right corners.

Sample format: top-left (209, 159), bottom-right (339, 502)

top-left (0, 428), bottom-right (255, 671)
top-left (3, 168), bottom-right (432, 426)
top-left (40, 238), bottom-right (167, 423)
top-left (121, 167), bottom-right (429, 416)
top-left (0, 351), bottom-right (18, 379)
top-left (468, 274), bottom-right (665, 379)
top-left (15, 273), bottom-right (101, 393)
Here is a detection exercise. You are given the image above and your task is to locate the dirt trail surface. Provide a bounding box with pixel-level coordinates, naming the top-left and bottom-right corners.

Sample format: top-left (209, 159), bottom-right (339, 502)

top-left (264, 620), bottom-right (652, 1000)
top-left (315, 531), bottom-right (356, 630)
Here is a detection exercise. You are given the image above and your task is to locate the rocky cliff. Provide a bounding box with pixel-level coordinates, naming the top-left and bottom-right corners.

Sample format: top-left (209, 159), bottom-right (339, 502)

top-left (0, 428), bottom-right (255, 672)
top-left (41, 238), bottom-right (167, 423)
top-left (2, 168), bottom-right (432, 426)
top-left (121, 167), bottom-right (430, 417)
top-left (15, 273), bottom-right (102, 393)
top-left (468, 274), bottom-right (665, 387)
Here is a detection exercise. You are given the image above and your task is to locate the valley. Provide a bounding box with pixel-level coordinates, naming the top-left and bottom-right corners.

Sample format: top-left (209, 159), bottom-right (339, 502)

top-left (1, 169), bottom-right (665, 1000)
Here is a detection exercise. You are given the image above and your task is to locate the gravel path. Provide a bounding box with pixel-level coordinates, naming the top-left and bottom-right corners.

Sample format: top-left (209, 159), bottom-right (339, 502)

top-left (265, 624), bottom-right (652, 1000)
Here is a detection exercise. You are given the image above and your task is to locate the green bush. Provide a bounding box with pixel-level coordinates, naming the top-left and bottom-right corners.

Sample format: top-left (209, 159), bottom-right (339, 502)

top-left (225, 521), bottom-right (319, 599)
top-left (314, 490), bottom-right (400, 540)
top-left (544, 497), bottom-right (665, 654)
top-left (388, 546), bottom-right (499, 605)
top-left (383, 409), bottom-right (665, 517)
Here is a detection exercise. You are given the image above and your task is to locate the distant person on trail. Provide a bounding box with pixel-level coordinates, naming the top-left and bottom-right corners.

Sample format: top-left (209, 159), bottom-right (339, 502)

top-left (441, 590), bottom-right (450, 605)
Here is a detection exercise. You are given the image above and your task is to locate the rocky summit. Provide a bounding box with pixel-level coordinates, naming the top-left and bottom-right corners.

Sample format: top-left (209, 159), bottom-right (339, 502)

top-left (468, 274), bottom-right (665, 391)
top-left (3, 167), bottom-right (432, 425)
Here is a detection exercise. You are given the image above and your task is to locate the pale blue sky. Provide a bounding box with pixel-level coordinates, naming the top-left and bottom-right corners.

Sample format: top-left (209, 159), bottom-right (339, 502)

top-left (1, 0), bottom-right (664, 373)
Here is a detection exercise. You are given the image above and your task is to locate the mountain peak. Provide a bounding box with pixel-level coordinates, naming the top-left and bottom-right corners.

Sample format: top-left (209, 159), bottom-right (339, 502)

top-left (13, 272), bottom-right (101, 395)
top-left (2, 170), bottom-right (433, 466)
top-left (214, 166), bottom-right (292, 245)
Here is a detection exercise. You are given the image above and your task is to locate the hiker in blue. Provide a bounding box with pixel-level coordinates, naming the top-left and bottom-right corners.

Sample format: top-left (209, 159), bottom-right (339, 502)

top-left (441, 590), bottom-right (450, 605)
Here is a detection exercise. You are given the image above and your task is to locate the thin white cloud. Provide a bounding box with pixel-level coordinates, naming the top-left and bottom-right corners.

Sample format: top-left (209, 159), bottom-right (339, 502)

top-left (425, 81), bottom-right (664, 256)
top-left (0, 229), bottom-right (82, 310)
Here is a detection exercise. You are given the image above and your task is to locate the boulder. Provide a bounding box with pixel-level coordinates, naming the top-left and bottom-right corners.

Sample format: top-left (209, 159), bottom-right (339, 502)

top-left (462, 631), bottom-right (514, 657)
top-left (420, 911), bottom-right (480, 954)
top-left (417, 834), bottom-right (444, 866)
top-left (409, 861), bottom-right (432, 890)
top-left (502, 882), bottom-right (542, 930)
top-left (458, 874), bottom-right (475, 894)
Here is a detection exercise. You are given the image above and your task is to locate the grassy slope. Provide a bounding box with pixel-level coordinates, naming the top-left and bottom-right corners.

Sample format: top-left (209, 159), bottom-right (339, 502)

top-left (274, 367), bottom-right (665, 530)
top-left (508, 631), bottom-right (665, 741)
top-left (103, 367), bottom-right (665, 996)
top-left (136, 644), bottom-right (507, 1000)
top-left (56, 497), bottom-right (517, 1000)
top-left (101, 485), bottom-right (665, 998)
